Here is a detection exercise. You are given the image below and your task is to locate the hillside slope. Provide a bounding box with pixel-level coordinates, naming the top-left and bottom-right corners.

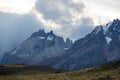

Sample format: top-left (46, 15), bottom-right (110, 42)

top-left (0, 60), bottom-right (120, 80)
top-left (0, 64), bottom-right (60, 75)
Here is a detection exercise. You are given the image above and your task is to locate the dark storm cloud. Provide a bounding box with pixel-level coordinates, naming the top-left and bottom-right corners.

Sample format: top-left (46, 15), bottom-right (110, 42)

top-left (0, 12), bottom-right (42, 57)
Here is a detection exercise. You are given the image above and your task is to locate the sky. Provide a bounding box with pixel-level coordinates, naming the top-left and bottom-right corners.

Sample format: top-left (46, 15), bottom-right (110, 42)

top-left (0, 0), bottom-right (120, 58)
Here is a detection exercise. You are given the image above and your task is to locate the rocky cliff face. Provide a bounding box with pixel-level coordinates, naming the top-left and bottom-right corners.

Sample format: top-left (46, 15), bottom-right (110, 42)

top-left (103, 19), bottom-right (120, 61)
top-left (1, 29), bottom-right (73, 64)
top-left (40, 26), bottom-right (107, 70)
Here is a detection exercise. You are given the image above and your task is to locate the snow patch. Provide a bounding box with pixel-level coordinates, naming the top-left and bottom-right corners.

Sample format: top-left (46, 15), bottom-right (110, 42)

top-left (105, 37), bottom-right (112, 44)
top-left (18, 54), bottom-right (29, 58)
top-left (107, 22), bottom-right (112, 28)
top-left (38, 37), bottom-right (45, 39)
top-left (103, 22), bottom-right (112, 34)
top-left (47, 35), bottom-right (53, 41)
top-left (11, 50), bottom-right (17, 55)
top-left (64, 48), bottom-right (69, 50)
top-left (11, 46), bottom-right (20, 55)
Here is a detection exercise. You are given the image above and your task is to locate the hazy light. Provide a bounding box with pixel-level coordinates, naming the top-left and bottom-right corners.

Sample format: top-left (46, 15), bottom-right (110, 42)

top-left (32, 9), bottom-right (61, 29)
top-left (0, 0), bottom-right (36, 14)
top-left (83, 0), bottom-right (120, 25)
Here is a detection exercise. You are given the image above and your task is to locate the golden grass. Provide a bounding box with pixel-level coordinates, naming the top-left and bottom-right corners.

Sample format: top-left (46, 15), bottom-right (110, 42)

top-left (1, 60), bottom-right (120, 80)
top-left (0, 66), bottom-right (120, 80)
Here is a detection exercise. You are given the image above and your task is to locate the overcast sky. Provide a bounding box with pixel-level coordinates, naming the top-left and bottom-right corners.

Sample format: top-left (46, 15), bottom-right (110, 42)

top-left (0, 0), bottom-right (120, 57)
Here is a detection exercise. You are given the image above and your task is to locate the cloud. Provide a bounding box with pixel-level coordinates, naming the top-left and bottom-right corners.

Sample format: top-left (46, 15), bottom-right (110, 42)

top-left (34, 0), bottom-right (94, 40)
top-left (0, 0), bottom-right (95, 59)
top-left (83, 0), bottom-right (120, 25)
top-left (0, 0), bottom-right (37, 14)
top-left (35, 0), bottom-right (84, 22)
top-left (0, 12), bottom-right (42, 57)
top-left (69, 17), bottom-right (94, 39)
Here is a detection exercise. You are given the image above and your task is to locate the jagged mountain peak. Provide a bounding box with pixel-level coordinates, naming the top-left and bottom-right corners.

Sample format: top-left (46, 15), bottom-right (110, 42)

top-left (89, 19), bottom-right (120, 40)
top-left (66, 38), bottom-right (72, 43)
top-left (49, 30), bottom-right (54, 35)
top-left (109, 19), bottom-right (120, 32)
top-left (47, 30), bottom-right (56, 38)
top-left (39, 29), bottom-right (45, 33)
top-left (88, 19), bottom-right (120, 45)
top-left (30, 29), bottom-right (47, 38)
top-left (113, 18), bottom-right (120, 23)
top-left (30, 29), bottom-right (57, 40)
top-left (102, 19), bottom-right (120, 43)
top-left (1, 29), bottom-right (73, 64)
top-left (103, 19), bottom-right (120, 33)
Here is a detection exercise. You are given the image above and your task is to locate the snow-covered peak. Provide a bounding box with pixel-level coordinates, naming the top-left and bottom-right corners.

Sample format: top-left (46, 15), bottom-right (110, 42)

top-left (110, 19), bottom-right (120, 31)
top-left (103, 19), bottom-right (120, 39)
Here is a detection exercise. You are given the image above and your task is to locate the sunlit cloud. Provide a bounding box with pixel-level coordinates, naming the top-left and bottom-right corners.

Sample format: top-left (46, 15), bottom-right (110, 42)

top-left (83, 0), bottom-right (120, 25)
top-left (32, 9), bottom-right (61, 30)
top-left (0, 0), bottom-right (37, 14)
top-left (34, 0), bottom-right (94, 40)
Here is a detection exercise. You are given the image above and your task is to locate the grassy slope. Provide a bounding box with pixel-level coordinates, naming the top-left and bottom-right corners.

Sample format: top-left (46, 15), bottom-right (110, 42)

top-left (0, 61), bottom-right (120, 80)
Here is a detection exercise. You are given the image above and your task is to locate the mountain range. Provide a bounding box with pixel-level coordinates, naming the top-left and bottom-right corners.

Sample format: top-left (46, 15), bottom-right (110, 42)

top-left (1, 19), bottom-right (120, 70)
top-left (1, 30), bottom-right (73, 64)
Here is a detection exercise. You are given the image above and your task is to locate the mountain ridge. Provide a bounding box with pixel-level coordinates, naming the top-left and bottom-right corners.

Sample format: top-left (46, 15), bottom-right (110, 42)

top-left (39, 19), bottom-right (120, 70)
top-left (1, 19), bottom-right (120, 70)
top-left (1, 30), bottom-right (73, 64)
